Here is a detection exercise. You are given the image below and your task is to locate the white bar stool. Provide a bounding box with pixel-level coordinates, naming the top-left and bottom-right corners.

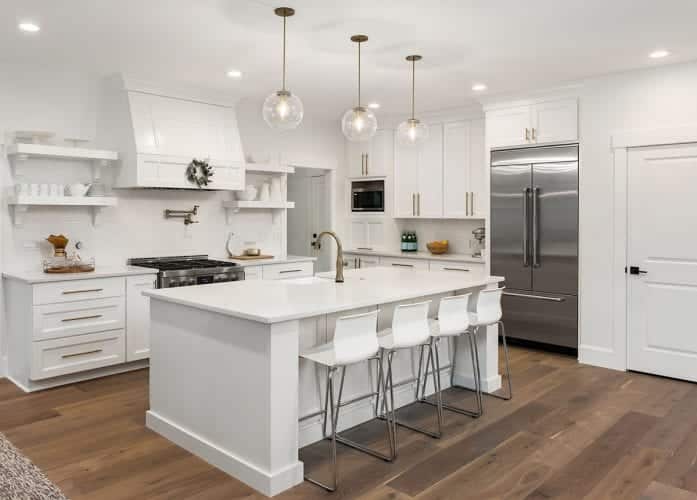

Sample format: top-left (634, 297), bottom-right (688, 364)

top-left (468, 287), bottom-right (512, 402)
top-left (299, 309), bottom-right (395, 492)
top-left (375, 300), bottom-right (444, 444)
top-left (416, 293), bottom-right (484, 418)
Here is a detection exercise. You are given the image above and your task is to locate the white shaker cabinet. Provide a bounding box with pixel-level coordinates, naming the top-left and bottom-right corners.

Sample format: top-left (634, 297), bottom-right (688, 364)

top-left (417, 124), bottom-right (444, 218)
top-left (486, 106), bottom-right (532, 148)
top-left (346, 129), bottom-right (393, 178)
top-left (126, 274), bottom-right (155, 362)
top-left (532, 99), bottom-right (579, 145)
top-left (486, 98), bottom-right (578, 149)
top-left (350, 218), bottom-right (385, 251)
top-left (394, 124), bottom-right (443, 218)
top-left (443, 119), bottom-right (486, 218)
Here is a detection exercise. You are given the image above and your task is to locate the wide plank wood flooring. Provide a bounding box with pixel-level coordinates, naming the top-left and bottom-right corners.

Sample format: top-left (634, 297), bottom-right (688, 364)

top-left (1, 346), bottom-right (697, 499)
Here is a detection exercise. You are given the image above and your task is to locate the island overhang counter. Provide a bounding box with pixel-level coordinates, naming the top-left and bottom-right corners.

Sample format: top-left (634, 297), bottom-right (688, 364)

top-left (143, 267), bottom-right (504, 496)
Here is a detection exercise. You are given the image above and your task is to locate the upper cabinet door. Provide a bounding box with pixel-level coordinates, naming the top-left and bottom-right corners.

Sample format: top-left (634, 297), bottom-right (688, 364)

top-left (366, 129), bottom-right (393, 177)
top-left (468, 118), bottom-right (487, 216)
top-left (417, 123), bottom-right (444, 218)
top-left (346, 141), bottom-right (369, 178)
top-left (486, 106), bottom-right (532, 148)
top-left (443, 121), bottom-right (470, 218)
top-left (394, 141), bottom-right (419, 217)
top-left (531, 98), bottom-right (578, 144)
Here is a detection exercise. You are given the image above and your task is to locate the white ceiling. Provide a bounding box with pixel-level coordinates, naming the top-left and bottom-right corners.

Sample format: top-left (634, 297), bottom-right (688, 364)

top-left (3, 0), bottom-right (697, 119)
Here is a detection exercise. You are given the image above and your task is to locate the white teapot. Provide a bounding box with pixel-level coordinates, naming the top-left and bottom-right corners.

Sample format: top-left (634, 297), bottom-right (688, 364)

top-left (66, 183), bottom-right (91, 197)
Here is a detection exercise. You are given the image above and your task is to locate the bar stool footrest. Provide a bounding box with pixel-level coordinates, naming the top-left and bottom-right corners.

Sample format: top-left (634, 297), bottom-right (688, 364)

top-left (376, 414), bottom-right (441, 439)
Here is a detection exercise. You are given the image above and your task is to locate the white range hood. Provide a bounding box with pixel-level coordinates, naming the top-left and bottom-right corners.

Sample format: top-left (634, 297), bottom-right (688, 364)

top-left (97, 75), bottom-right (245, 190)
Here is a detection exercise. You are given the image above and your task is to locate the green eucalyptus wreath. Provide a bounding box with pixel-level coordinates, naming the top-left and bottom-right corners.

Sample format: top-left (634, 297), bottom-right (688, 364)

top-left (186, 158), bottom-right (214, 188)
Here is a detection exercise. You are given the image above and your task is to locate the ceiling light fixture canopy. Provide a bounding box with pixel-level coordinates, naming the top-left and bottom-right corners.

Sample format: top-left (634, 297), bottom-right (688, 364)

top-left (397, 55), bottom-right (428, 146)
top-left (263, 7), bottom-right (303, 130)
top-left (341, 35), bottom-right (378, 142)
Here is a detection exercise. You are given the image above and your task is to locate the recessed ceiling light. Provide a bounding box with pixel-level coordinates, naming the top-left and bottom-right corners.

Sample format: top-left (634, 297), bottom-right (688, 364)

top-left (649, 49), bottom-right (670, 59)
top-left (367, 102), bottom-right (380, 109)
top-left (472, 83), bottom-right (487, 92)
top-left (226, 69), bottom-right (243, 78)
top-left (18, 22), bottom-right (40, 33)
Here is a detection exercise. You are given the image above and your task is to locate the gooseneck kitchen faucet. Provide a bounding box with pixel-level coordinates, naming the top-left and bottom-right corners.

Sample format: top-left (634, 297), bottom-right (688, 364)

top-left (315, 231), bottom-right (345, 283)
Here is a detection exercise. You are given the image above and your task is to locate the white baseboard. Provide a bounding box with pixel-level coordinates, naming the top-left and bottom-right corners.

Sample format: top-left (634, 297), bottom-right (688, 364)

top-left (579, 345), bottom-right (626, 372)
top-left (147, 411), bottom-right (303, 497)
top-left (452, 372), bottom-right (501, 394)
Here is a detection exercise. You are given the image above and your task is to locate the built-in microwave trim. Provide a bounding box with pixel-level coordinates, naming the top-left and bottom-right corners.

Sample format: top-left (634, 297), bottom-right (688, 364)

top-left (351, 179), bottom-right (385, 213)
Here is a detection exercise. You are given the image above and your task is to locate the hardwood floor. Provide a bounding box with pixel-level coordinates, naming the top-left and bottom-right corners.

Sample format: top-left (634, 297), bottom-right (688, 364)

top-left (1, 346), bottom-right (697, 499)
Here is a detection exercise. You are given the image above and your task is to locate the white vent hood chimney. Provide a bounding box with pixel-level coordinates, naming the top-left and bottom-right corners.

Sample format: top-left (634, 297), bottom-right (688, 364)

top-left (97, 74), bottom-right (245, 190)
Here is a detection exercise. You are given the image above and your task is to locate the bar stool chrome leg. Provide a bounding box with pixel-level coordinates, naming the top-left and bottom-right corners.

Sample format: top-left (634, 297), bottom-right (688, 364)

top-left (378, 344), bottom-right (443, 439)
top-left (419, 334), bottom-right (483, 418)
top-left (305, 366), bottom-right (339, 492)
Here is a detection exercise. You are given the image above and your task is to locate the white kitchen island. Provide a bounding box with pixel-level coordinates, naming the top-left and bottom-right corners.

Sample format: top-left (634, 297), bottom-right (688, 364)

top-left (143, 267), bottom-right (504, 496)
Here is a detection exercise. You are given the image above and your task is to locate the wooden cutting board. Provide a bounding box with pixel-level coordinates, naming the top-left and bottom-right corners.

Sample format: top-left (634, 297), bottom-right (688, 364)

top-left (229, 255), bottom-right (275, 261)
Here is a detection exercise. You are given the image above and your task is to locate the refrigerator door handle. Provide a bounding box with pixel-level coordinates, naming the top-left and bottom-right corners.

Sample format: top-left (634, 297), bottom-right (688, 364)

top-left (503, 291), bottom-right (565, 302)
top-left (523, 187), bottom-right (530, 267)
top-left (532, 186), bottom-right (540, 268)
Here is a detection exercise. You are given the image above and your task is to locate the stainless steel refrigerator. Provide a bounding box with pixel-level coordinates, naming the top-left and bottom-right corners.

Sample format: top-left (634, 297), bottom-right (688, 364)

top-left (491, 144), bottom-right (579, 349)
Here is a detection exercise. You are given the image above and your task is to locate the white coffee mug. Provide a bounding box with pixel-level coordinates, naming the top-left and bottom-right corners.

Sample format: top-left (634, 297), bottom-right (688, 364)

top-left (29, 183), bottom-right (39, 197)
top-left (39, 184), bottom-right (49, 197)
top-left (49, 184), bottom-right (60, 197)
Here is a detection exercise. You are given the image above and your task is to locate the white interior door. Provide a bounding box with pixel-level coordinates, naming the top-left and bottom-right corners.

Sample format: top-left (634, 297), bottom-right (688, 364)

top-left (627, 144), bottom-right (697, 382)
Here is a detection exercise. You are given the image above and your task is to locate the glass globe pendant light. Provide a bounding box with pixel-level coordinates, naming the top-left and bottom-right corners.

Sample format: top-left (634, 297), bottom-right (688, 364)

top-left (341, 35), bottom-right (377, 142)
top-left (262, 7), bottom-right (303, 130)
top-left (397, 55), bottom-right (429, 146)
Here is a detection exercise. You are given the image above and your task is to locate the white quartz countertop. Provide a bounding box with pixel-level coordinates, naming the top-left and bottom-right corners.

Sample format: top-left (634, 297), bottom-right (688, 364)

top-left (344, 249), bottom-right (485, 264)
top-left (216, 255), bottom-right (317, 268)
top-left (144, 267), bottom-right (503, 324)
top-left (2, 265), bottom-right (157, 284)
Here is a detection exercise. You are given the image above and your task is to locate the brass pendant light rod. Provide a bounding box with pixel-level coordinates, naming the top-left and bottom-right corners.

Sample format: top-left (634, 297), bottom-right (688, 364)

top-left (351, 35), bottom-right (368, 107)
top-left (275, 7), bottom-right (295, 91)
top-left (406, 55), bottom-right (422, 120)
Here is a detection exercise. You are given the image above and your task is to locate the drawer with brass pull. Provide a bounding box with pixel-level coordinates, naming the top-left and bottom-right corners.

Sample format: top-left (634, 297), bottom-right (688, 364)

top-left (33, 277), bottom-right (125, 305)
top-left (30, 329), bottom-right (126, 381)
top-left (33, 297), bottom-right (125, 341)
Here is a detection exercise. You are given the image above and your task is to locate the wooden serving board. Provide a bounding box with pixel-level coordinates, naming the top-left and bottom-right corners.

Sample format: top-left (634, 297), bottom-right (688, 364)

top-left (229, 255), bottom-right (275, 261)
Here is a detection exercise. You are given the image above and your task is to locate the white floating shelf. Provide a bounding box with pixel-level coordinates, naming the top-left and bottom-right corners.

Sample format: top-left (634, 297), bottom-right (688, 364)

top-left (223, 200), bottom-right (295, 210)
top-left (7, 143), bottom-right (118, 163)
top-left (244, 163), bottom-right (295, 174)
top-left (7, 195), bottom-right (118, 226)
top-left (222, 199), bottom-right (295, 224)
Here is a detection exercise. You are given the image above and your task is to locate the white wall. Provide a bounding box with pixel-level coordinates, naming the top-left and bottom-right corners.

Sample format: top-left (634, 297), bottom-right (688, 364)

top-left (576, 60), bottom-right (697, 368)
top-left (0, 63), bottom-right (343, 375)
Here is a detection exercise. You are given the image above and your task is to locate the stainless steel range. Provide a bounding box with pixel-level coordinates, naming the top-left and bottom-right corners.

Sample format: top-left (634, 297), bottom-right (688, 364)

top-left (128, 255), bottom-right (244, 288)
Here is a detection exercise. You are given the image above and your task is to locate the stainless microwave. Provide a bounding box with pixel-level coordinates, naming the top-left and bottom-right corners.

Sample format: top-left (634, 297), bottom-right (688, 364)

top-left (351, 179), bottom-right (385, 212)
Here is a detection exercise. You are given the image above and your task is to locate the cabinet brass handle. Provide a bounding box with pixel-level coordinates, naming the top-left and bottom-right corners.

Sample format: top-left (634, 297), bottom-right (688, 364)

top-left (279, 269), bottom-right (303, 274)
top-left (356, 247), bottom-right (373, 250)
top-left (62, 288), bottom-right (103, 295)
top-left (525, 128), bottom-right (530, 142)
top-left (417, 193), bottom-right (421, 216)
top-left (443, 267), bottom-right (470, 272)
top-left (412, 193), bottom-right (416, 216)
top-left (365, 153), bottom-right (369, 175)
top-left (61, 314), bottom-right (103, 323)
top-left (465, 192), bottom-right (469, 216)
top-left (61, 349), bottom-right (103, 359)
top-left (391, 263), bottom-right (414, 268)
top-left (532, 128), bottom-right (537, 141)
top-left (503, 291), bottom-right (565, 302)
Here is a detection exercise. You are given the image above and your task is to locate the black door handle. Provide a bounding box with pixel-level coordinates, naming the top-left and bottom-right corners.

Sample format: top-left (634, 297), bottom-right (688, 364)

top-left (628, 266), bottom-right (648, 275)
